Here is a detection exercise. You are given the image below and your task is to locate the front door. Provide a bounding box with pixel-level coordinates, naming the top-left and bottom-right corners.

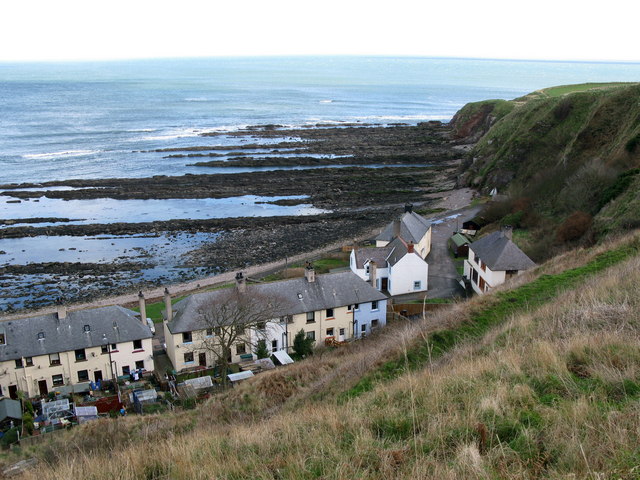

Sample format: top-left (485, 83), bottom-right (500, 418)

top-left (8, 385), bottom-right (17, 399)
top-left (94, 370), bottom-right (103, 382)
top-left (381, 278), bottom-right (388, 291)
top-left (38, 380), bottom-right (48, 396)
top-left (198, 352), bottom-right (207, 366)
top-left (339, 328), bottom-right (345, 342)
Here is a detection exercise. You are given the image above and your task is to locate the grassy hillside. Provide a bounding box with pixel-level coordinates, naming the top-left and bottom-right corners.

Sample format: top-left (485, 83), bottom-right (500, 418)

top-left (7, 232), bottom-right (640, 479)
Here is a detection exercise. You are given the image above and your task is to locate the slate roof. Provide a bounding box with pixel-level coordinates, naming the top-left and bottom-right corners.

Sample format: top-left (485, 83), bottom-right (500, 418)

top-left (470, 231), bottom-right (536, 271)
top-left (167, 271), bottom-right (388, 334)
top-left (0, 306), bottom-right (152, 362)
top-left (376, 211), bottom-right (431, 244)
top-left (450, 232), bottom-right (471, 248)
top-left (353, 246), bottom-right (392, 269)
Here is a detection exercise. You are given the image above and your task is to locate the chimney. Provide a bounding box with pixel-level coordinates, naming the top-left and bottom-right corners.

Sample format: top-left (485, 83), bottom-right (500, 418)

top-left (235, 272), bottom-right (246, 292)
top-left (369, 261), bottom-right (378, 289)
top-left (163, 288), bottom-right (173, 322)
top-left (304, 262), bottom-right (316, 283)
top-left (407, 243), bottom-right (415, 253)
top-left (56, 297), bottom-right (67, 321)
top-left (404, 203), bottom-right (413, 213)
top-left (138, 291), bottom-right (147, 325)
top-left (393, 219), bottom-right (401, 239)
top-left (502, 225), bottom-right (513, 240)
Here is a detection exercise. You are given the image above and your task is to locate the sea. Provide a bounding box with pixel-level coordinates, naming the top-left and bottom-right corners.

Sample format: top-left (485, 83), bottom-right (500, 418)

top-left (1, 56), bottom-right (640, 311)
top-left (2, 56), bottom-right (640, 185)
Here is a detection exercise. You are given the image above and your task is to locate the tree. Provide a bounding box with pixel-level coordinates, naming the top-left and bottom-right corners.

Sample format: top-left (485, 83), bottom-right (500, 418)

top-left (292, 329), bottom-right (314, 359)
top-left (193, 282), bottom-right (287, 384)
top-left (255, 340), bottom-right (270, 359)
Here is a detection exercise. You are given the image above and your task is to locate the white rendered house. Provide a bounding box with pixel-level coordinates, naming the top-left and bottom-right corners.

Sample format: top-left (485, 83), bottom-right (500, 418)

top-left (463, 229), bottom-right (536, 295)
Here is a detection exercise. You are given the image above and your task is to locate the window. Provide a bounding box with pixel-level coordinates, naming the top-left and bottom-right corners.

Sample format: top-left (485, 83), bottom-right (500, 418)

top-left (306, 331), bottom-right (316, 341)
top-left (306, 311), bottom-right (316, 323)
top-left (256, 321), bottom-right (266, 331)
top-left (236, 343), bottom-right (246, 355)
top-left (135, 360), bottom-right (145, 370)
top-left (234, 326), bottom-right (246, 336)
top-left (15, 359), bottom-right (23, 369)
top-left (0, 333), bottom-right (5, 345)
top-left (49, 353), bottom-right (61, 366)
top-left (326, 308), bottom-right (334, 318)
top-left (37, 332), bottom-right (45, 340)
top-left (83, 325), bottom-right (91, 332)
top-left (101, 344), bottom-right (108, 354)
top-left (474, 253), bottom-right (479, 264)
top-left (25, 357), bottom-right (33, 367)
top-left (371, 319), bottom-right (379, 328)
top-left (183, 352), bottom-right (194, 363)
top-left (354, 303), bottom-right (359, 310)
top-left (413, 281), bottom-right (422, 290)
top-left (206, 328), bottom-right (213, 336)
top-left (326, 328), bottom-right (334, 337)
top-left (52, 374), bottom-right (64, 387)
top-left (280, 315), bottom-right (293, 324)
top-left (371, 301), bottom-right (379, 310)
top-left (214, 327), bottom-right (222, 336)
top-left (133, 339), bottom-right (143, 350)
top-left (365, 265), bottom-right (370, 274)
top-left (77, 370), bottom-right (89, 382)
top-left (339, 328), bottom-right (345, 337)
top-left (347, 304), bottom-right (353, 312)
top-left (271, 340), bottom-right (278, 352)
top-left (480, 261), bottom-right (486, 272)
top-left (182, 332), bottom-right (192, 343)
top-left (111, 344), bottom-right (117, 351)
top-left (122, 366), bottom-right (131, 376)
top-left (75, 349), bottom-right (86, 361)
top-left (361, 324), bottom-right (367, 334)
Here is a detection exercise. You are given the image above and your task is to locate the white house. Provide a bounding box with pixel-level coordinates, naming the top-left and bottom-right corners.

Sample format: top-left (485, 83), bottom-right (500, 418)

top-left (0, 303), bottom-right (154, 399)
top-left (463, 229), bottom-right (536, 295)
top-left (163, 267), bottom-right (388, 372)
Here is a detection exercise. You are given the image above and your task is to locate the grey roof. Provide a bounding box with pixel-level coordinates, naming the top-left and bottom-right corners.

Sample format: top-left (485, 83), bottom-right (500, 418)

top-left (376, 211), bottom-right (431, 244)
top-left (470, 231), bottom-right (536, 271)
top-left (0, 306), bottom-right (152, 362)
top-left (0, 398), bottom-right (21, 422)
top-left (167, 271), bottom-right (388, 334)
top-left (353, 246), bottom-right (392, 269)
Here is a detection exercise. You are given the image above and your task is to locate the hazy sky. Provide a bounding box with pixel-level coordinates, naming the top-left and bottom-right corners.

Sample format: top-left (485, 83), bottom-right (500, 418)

top-left (2, 0), bottom-right (638, 63)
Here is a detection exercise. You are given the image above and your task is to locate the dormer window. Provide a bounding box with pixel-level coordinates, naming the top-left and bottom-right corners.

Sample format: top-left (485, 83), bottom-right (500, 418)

top-left (83, 325), bottom-right (91, 332)
top-left (37, 332), bottom-right (45, 340)
top-left (297, 293), bottom-right (303, 299)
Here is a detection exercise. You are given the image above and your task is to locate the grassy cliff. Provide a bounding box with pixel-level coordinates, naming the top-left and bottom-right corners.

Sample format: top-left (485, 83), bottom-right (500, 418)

top-left (7, 232), bottom-right (640, 479)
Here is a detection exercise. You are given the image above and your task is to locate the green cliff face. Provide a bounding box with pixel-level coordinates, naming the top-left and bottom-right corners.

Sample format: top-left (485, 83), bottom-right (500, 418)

top-left (453, 83), bottom-right (640, 256)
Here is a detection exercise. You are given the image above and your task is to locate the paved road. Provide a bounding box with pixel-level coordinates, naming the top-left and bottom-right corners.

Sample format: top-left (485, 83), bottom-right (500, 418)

top-left (425, 205), bottom-right (481, 299)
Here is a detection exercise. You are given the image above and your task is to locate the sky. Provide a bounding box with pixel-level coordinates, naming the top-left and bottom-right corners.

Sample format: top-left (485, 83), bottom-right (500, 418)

top-left (1, 0), bottom-right (638, 63)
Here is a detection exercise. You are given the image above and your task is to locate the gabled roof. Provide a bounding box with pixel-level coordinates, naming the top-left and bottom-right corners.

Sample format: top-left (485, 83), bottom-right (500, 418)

top-left (167, 271), bottom-right (388, 334)
top-left (385, 236), bottom-right (427, 267)
top-left (376, 211), bottom-right (431, 244)
top-left (451, 232), bottom-right (471, 248)
top-left (0, 306), bottom-right (152, 362)
top-left (353, 246), bottom-right (392, 269)
top-left (470, 231), bottom-right (536, 271)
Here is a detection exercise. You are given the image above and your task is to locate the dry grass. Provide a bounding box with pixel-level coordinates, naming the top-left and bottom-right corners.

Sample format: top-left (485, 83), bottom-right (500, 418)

top-left (10, 233), bottom-right (640, 479)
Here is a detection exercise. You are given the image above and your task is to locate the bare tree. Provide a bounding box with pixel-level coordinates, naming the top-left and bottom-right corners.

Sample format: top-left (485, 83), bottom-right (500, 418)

top-left (192, 282), bottom-right (288, 383)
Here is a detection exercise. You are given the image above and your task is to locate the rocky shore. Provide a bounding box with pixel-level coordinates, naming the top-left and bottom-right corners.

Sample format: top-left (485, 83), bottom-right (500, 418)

top-left (0, 122), bottom-right (465, 313)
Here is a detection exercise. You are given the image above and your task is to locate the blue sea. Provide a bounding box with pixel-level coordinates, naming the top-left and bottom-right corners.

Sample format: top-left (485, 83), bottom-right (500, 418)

top-left (1, 56), bottom-right (640, 185)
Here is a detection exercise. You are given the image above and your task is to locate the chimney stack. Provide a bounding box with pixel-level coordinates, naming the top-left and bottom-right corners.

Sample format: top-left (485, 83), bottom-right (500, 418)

top-left (404, 203), bottom-right (413, 213)
top-left (369, 261), bottom-right (378, 289)
top-left (502, 225), bottom-right (513, 240)
top-left (393, 219), bottom-right (401, 239)
top-left (56, 297), bottom-right (67, 321)
top-left (163, 288), bottom-right (173, 322)
top-left (235, 272), bottom-right (246, 292)
top-left (304, 261), bottom-right (316, 283)
top-left (138, 291), bottom-right (147, 326)
top-left (407, 243), bottom-right (415, 253)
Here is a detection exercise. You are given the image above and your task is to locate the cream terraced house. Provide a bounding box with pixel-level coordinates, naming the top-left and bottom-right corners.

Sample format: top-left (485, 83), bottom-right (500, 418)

top-left (0, 304), bottom-right (154, 399)
top-left (163, 268), bottom-right (388, 372)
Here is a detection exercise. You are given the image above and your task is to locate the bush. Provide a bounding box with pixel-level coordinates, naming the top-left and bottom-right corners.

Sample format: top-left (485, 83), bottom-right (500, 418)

top-left (557, 211), bottom-right (593, 242)
top-left (22, 412), bottom-right (34, 435)
top-left (292, 330), bottom-right (314, 359)
top-left (255, 340), bottom-right (270, 359)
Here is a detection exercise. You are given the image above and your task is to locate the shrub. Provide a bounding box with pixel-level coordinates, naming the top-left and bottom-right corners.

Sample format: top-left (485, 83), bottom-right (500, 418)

top-left (557, 211), bottom-right (593, 242)
top-left (292, 330), bottom-right (314, 359)
top-left (255, 340), bottom-right (270, 359)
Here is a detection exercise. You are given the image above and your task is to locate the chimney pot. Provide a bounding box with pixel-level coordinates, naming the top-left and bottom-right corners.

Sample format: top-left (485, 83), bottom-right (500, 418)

top-left (235, 272), bottom-right (246, 292)
top-left (407, 243), bottom-right (415, 253)
top-left (404, 203), bottom-right (413, 213)
top-left (163, 288), bottom-right (173, 322)
top-left (304, 262), bottom-right (316, 283)
top-left (502, 225), bottom-right (513, 240)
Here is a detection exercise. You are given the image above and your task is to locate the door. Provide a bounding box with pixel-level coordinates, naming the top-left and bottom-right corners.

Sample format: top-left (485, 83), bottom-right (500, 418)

top-left (8, 385), bottom-right (18, 399)
top-left (339, 328), bottom-right (345, 342)
top-left (381, 278), bottom-right (388, 291)
top-left (198, 352), bottom-right (207, 366)
top-left (38, 380), bottom-right (48, 396)
top-left (94, 370), bottom-right (103, 382)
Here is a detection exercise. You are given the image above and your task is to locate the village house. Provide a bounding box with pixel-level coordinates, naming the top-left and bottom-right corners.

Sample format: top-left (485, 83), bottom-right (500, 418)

top-left (163, 266), bottom-right (388, 372)
top-left (0, 302), bottom-right (154, 399)
top-left (463, 228), bottom-right (536, 295)
top-left (350, 204), bottom-right (431, 295)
